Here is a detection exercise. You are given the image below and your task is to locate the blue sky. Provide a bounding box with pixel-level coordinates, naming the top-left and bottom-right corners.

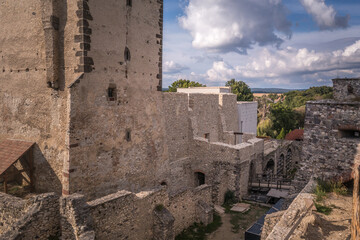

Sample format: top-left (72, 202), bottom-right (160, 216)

top-left (163, 0), bottom-right (360, 89)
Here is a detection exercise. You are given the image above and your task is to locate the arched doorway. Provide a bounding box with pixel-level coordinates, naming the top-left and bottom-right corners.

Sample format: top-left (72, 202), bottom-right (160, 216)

top-left (277, 154), bottom-right (285, 176)
top-left (194, 172), bottom-right (205, 186)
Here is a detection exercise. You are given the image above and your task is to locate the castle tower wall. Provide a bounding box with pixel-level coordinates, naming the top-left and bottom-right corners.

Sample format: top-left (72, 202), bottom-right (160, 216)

top-left (0, 0), bottom-right (74, 194)
top-left (67, 0), bottom-right (165, 199)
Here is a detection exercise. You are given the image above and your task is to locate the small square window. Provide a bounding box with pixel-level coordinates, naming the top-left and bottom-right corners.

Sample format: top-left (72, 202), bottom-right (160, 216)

top-left (126, 0), bottom-right (132, 7)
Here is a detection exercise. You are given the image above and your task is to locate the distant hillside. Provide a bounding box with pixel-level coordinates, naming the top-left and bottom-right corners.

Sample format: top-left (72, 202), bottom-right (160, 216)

top-left (251, 88), bottom-right (306, 93)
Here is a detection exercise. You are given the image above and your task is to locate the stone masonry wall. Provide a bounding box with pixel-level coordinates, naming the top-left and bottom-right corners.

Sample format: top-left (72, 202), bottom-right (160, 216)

top-left (0, 0), bottom-right (72, 194)
top-left (0, 193), bottom-right (60, 240)
top-left (333, 78), bottom-right (360, 102)
top-left (300, 100), bottom-right (360, 181)
top-left (190, 137), bottom-right (264, 204)
top-left (87, 185), bottom-right (212, 239)
top-left (67, 0), bottom-right (165, 199)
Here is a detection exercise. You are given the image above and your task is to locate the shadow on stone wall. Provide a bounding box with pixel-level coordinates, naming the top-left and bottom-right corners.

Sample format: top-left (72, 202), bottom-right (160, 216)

top-left (33, 144), bottom-right (62, 195)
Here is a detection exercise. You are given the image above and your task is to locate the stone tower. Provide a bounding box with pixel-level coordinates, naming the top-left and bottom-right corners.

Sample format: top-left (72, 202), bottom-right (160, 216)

top-left (300, 78), bottom-right (360, 182)
top-left (0, 0), bottom-right (164, 199)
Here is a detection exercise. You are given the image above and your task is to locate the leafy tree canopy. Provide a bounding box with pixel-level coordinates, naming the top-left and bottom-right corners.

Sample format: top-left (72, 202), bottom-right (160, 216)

top-left (225, 79), bottom-right (254, 101)
top-left (168, 79), bottom-right (206, 92)
top-left (282, 86), bottom-right (333, 108)
top-left (270, 103), bottom-right (300, 135)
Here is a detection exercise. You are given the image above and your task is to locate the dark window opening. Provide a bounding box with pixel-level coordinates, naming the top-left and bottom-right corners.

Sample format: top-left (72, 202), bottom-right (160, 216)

top-left (126, 130), bottom-right (131, 142)
top-left (124, 47), bottom-right (131, 62)
top-left (348, 85), bottom-right (354, 94)
top-left (160, 181), bottom-right (167, 186)
top-left (204, 133), bottom-right (210, 140)
top-left (126, 0), bottom-right (132, 7)
top-left (107, 87), bottom-right (116, 101)
top-left (339, 129), bottom-right (360, 139)
top-left (195, 172), bottom-right (205, 186)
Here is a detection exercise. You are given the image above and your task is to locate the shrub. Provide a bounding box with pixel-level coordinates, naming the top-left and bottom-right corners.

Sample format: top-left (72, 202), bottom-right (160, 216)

top-left (224, 190), bottom-right (236, 205)
top-left (155, 204), bottom-right (164, 212)
top-left (314, 202), bottom-right (332, 215)
top-left (331, 181), bottom-right (348, 196)
top-left (314, 185), bottom-right (327, 202)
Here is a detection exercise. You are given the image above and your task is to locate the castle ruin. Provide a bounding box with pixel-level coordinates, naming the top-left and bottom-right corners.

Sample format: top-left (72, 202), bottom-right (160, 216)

top-left (0, 0), bottom-right (301, 239)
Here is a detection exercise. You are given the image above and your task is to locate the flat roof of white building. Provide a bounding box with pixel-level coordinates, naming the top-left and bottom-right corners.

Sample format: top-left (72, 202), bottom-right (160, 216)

top-left (177, 87), bottom-right (231, 94)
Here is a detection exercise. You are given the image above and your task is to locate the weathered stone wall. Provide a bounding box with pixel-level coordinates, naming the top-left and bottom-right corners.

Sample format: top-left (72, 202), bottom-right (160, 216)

top-left (0, 193), bottom-right (60, 240)
top-left (261, 210), bottom-right (285, 240)
top-left (263, 140), bottom-right (300, 177)
top-left (0, 0), bottom-right (73, 194)
top-left (265, 179), bottom-right (316, 240)
top-left (67, 0), bottom-right (165, 199)
top-left (300, 100), bottom-right (360, 181)
top-left (333, 78), bottom-right (360, 102)
top-left (60, 194), bottom-right (95, 240)
top-left (0, 193), bottom-right (27, 234)
top-left (168, 185), bottom-right (212, 235)
top-left (189, 137), bottom-right (264, 204)
top-left (86, 185), bottom-right (212, 239)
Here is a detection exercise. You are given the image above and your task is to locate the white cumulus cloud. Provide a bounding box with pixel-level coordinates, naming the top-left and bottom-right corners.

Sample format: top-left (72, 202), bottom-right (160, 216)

top-left (163, 61), bottom-right (189, 74)
top-left (179, 0), bottom-right (292, 54)
top-left (205, 40), bottom-right (360, 84)
top-left (299, 0), bottom-right (349, 30)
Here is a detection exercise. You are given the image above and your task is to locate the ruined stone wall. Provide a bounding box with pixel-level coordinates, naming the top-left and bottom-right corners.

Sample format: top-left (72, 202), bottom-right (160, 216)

top-left (0, 0), bottom-right (77, 194)
top-left (156, 92), bottom-right (243, 194)
top-left (261, 210), bottom-right (285, 240)
top-left (189, 138), bottom-right (263, 204)
top-left (300, 100), bottom-right (360, 181)
top-left (333, 78), bottom-right (360, 102)
top-left (86, 185), bottom-right (212, 239)
top-left (263, 140), bottom-right (299, 177)
top-left (67, 0), bottom-right (165, 199)
top-left (0, 193), bottom-right (60, 240)
top-left (168, 185), bottom-right (212, 235)
top-left (0, 193), bottom-right (27, 234)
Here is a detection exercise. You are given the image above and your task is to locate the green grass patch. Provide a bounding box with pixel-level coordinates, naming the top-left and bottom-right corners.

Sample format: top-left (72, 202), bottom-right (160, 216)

top-left (229, 204), bottom-right (269, 233)
top-left (314, 185), bottom-right (327, 202)
top-left (314, 202), bottom-right (332, 215)
top-left (175, 214), bottom-right (222, 240)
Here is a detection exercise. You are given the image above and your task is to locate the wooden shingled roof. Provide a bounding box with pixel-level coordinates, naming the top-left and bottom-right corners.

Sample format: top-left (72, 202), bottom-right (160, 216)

top-left (0, 139), bottom-right (35, 176)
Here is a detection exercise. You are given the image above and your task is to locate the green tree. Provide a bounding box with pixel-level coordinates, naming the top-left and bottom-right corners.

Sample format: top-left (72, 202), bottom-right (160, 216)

top-left (276, 128), bottom-right (286, 139)
top-left (268, 93), bottom-right (279, 102)
top-left (257, 118), bottom-right (275, 138)
top-left (270, 103), bottom-right (299, 135)
top-left (225, 79), bottom-right (254, 101)
top-left (167, 79), bottom-right (206, 92)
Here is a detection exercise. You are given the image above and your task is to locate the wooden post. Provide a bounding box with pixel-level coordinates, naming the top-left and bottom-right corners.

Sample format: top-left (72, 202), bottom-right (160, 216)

top-left (28, 146), bottom-right (34, 192)
top-left (3, 173), bottom-right (7, 194)
top-left (352, 164), bottom-right (360, 240)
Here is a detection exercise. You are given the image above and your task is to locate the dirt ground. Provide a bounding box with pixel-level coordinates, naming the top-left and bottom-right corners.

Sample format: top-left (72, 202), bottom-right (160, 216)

top-left (290, 193), bottom-right (352, 240)
top-left (208, 204), bottom-right (268, 240)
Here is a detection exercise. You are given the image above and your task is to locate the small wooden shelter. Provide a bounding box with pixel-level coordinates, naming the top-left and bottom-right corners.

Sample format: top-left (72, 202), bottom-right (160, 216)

top-left (0, 139), bottom-right (35, 194)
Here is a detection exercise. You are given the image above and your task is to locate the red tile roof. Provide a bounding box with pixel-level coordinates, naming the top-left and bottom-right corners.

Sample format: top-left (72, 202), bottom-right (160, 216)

top-left (0, 140), bottom-right (34, 176)
top-left (285, 129), bottom-right (304, 141)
